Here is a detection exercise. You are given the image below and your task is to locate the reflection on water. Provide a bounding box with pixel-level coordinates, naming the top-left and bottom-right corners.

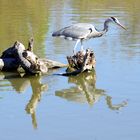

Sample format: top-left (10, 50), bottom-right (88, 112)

top-left (0, 72), bottom-right (48, 129)
top-left (0, 70), bottom-right (128, 129)
top-left (56, 70), bottom-right (127, 110)
top-left (0, 0), bottom-right (140, 139)
top-left (0, 72), bottom-right (30, 93)
top-left (106, 96), bottom-right (127, 110)
top-left (25, 76), bottom-right (48, 129)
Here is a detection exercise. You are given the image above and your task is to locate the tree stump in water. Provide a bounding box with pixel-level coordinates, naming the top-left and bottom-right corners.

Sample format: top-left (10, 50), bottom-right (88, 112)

top-left (60, 49), bottom-right (96, 76)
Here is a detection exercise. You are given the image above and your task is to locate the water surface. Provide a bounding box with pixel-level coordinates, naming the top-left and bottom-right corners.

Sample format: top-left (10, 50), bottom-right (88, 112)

top-left (0, 0), bottom-right (140, 140)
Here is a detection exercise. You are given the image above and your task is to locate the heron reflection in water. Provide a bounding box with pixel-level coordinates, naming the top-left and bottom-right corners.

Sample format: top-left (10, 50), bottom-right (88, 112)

top-left (52, 17), bottom-right (126, 54)
top-left (55, 70), bottom-right (127, 110)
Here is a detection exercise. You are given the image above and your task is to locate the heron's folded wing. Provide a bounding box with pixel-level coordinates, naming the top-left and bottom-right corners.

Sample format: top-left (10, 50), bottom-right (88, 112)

top-left (63, 26), bottom-right (91, 39)
top-left (52, 26), bottom-right (91, 39)
top-left (52, 26), bottom-right (70, 36)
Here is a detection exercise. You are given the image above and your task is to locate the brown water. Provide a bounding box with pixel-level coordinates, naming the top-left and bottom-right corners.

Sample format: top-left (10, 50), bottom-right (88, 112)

top-left (0, 0), bottom-right (140, 140)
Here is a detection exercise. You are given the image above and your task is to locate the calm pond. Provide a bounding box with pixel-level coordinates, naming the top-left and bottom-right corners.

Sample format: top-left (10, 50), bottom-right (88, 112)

top-left (0, 0), bottom-right (140, 140)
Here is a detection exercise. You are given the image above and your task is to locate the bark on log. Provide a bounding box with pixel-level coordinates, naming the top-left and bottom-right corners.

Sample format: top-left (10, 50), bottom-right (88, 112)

top-left (27, 38), bottom-right (34, 52)
top-left (39, 58), bottom-right (67, 69)
top-left (0, 41), bottom-right (42, 74)
top-left (0, 58), bottom-right (19, 71)
top-left (58, 49), bottom-right (96, 76)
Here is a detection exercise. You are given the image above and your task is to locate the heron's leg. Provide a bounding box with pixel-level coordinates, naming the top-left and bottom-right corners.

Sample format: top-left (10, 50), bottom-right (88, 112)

top-left (73, 40), bottom-right (80, 54)
top-left (80, 40), bottom-right (84, 51)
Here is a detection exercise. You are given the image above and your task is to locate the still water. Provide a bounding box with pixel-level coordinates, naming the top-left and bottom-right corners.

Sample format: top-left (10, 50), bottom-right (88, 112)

top-left (0, 0), bottom-right (140, 140)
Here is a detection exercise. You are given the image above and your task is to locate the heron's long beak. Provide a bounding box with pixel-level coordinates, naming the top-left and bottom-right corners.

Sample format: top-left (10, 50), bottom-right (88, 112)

top-left (117, 22), bottom-right (126, 30)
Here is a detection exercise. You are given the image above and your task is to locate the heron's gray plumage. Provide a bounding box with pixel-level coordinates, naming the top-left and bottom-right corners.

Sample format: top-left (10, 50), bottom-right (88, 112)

top-left (52, 23), bottom-right (100, 40)
top-left (52, 17), bottom-right (126, 54)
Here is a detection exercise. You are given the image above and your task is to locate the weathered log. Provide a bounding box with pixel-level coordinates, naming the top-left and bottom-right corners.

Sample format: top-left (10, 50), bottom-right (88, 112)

top-left (27, 38), bottom-right (34, 52)
top-left (0, 58), bottom-right (19, 71)
top-left (58, 49), bottom-right (96, 76)
top-left (39, 58), bottom-right (67, 69)
top-left (0, 40), bottom-right (66, 74)
top-left (0, 41), bottom-right (26, 71)
top-left (1, 41), bottom-right (25, 59)
top-left (0, 40), bottom-right (94, 75)
top-left (67, 49), bottom-right (96, 71)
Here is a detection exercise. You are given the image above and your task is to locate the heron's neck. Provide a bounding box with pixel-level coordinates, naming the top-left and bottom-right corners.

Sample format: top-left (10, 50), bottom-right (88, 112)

top-left (89, 18), bottom-right (112, 38)
top-left (102, 18), bottom-right (112, 33)
top-left (95, 18), bottom-right (112, 36)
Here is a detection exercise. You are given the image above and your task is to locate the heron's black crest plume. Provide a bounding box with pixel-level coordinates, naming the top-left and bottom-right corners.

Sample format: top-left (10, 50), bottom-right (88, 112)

top-left (111, 17), bottom-right (116, 21)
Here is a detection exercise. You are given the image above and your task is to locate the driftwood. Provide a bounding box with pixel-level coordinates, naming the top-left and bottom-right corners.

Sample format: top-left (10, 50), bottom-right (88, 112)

top-left (0, 38), bottom-right (95, 76)
top-left (58, 49), bottom-right (96, 76)
top-left (0, 39), bottom-right (67, 74)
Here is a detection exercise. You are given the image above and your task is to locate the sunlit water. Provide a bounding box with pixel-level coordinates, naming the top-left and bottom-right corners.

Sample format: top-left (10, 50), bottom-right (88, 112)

top-left (0, 0), bottom-right (140, 140)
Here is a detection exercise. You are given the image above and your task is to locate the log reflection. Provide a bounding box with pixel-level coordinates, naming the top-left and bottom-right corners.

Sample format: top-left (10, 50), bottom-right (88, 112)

top-left (0, 72), bottom-right (48, 129)
top-left (25, 76), bottom-right (48, 129)
top-left (56, 70), bottom-right (127, 109)
top-left (0, 72), bottom-right (30, 93)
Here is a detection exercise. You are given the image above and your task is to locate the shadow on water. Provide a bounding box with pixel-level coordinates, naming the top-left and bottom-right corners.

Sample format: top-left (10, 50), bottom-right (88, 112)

top-left (55, 70), bottom-right (127, 110)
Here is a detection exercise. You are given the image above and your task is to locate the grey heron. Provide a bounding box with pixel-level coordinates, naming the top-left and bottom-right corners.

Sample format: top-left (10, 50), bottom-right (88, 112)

top-left (52, 17), bottom-right (126, 54)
